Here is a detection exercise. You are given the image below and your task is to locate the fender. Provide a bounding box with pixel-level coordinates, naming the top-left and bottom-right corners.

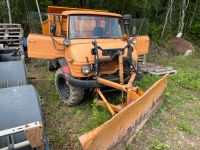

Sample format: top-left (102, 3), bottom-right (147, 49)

top-left (58, 58), bottom-right (70, 79)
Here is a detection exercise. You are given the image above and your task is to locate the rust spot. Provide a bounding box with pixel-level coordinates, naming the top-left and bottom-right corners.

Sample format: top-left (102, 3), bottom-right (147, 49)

top-left (24, 124), bottom-right (44, 149)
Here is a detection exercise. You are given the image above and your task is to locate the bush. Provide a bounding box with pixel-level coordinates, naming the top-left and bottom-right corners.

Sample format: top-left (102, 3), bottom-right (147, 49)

top-left (148, 22), bottom-right (162, 41)
top-left (186, 24), bottom-right (200, 45)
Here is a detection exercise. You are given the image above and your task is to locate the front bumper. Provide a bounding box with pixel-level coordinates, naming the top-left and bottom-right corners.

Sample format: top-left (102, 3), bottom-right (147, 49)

top-left (68, 75), bottom-right (130, 88)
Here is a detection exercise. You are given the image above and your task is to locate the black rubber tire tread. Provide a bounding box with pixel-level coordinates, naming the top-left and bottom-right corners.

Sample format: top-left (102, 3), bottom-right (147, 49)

top-left (135, 65), bottom-right (144, 80)
top-left (55, 68), bottom-right (84, 106)
top-left (47, 60), bottom-right (56, 71)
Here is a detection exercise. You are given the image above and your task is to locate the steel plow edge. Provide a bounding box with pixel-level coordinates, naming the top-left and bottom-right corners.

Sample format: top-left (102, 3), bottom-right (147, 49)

top-left (79, 74), bottom-right (168, 150)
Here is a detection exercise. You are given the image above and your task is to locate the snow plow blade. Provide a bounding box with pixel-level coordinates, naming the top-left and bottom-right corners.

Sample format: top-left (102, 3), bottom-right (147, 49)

top-left (79, 74), bottom-right (168, 150)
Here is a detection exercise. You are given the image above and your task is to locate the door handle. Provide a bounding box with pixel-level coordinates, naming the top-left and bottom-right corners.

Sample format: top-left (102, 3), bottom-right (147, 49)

top-left (28, 40), bottom-right (36, 42)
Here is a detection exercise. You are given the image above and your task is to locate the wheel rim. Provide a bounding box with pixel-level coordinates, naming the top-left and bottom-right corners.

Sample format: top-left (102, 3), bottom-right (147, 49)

top-left (57, 76), bottom-right (70, 100)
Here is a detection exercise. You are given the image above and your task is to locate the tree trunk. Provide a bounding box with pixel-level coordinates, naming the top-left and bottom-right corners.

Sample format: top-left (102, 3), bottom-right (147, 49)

top-left (169, 0), bottom-right (173, 23)
top-left (189, 0), bottom-right (198, 27)
top-left (177, 0), bottom-right (189, 37)
top-left (121, 0), bottom-right (126, 15)
top-left (161, 0), bottom-right (174, 38)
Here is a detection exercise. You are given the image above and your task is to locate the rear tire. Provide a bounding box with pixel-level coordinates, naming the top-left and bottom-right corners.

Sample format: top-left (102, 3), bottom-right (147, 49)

top-left (136, 65), bottom-right (144, 80)
top-left (55, 68), bottom-right (84, 105)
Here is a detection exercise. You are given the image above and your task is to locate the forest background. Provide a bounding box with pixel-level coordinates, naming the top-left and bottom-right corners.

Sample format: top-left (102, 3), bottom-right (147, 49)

top-left (0, 0), bottom-right (199, 47)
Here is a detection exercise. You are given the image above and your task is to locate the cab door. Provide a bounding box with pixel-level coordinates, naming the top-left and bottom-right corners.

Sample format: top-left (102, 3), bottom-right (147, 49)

top-left (28, 14), bottom-right (67, 59)
top-left (129, 18), bottom-right (150, 55)
top-left (135, 35), bottom-right (149, 55)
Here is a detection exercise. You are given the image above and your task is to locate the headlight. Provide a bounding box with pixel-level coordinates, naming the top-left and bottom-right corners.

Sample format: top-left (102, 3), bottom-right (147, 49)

top-left (131, 38), bottom-right (137, 44)
top-left (63, 38), bottom-right (71, 46)
top-left (82, 65), bottom-right (91, 75)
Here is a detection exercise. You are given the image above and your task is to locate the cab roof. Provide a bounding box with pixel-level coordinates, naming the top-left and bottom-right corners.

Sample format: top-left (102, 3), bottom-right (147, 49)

top-left (48, 6), bottom-right (122, 18)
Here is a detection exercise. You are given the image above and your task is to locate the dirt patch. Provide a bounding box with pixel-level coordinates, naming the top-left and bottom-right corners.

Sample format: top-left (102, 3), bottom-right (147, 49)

top-left (170, 37), bottom-right (195, 55)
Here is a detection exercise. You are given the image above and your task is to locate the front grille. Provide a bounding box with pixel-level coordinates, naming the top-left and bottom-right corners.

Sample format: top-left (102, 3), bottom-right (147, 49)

top-left (102, 48), bottom-right (124, 57)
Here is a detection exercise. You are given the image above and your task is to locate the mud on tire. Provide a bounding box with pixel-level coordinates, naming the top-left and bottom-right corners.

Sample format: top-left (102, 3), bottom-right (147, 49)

top-left (55, 68), bottom-right (84, 106)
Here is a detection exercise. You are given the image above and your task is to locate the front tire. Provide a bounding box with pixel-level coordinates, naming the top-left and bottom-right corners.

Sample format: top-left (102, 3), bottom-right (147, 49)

top-left (55, 68), bottom-right (84, 106)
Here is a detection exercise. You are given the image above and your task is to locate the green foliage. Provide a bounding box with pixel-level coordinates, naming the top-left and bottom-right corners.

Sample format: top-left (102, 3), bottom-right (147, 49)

top-left (179, 121), bottom-right (195, 135)
top-left (40, 0), bottom-right (52, 12)
top-left (80, 99), bottom-right (111, 133)
top-left (148, 22), bottom-right (162, 41)
top-left (48, 127), bottom-right (68, 146)
top-left (91, 99), bottom-right (111, 128)
top-left (148, 139), bottom-right (170, 150)
top-left (134, 74), bottom-right (159, 90)
top-left (0, 0), bottom-right (200, 46)
top-left (171, 72), bottom-right (200, 91)
top-left (186, 24), bottom-right (200, 45)
top-left (0, 0), bottom-right (8, 23)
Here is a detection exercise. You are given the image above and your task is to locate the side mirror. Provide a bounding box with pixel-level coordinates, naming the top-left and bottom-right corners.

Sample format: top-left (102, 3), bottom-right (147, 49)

top-left (123, 14), bottom-right (132, 36)
top-left (50, 23), bottom-right (56, 34)
top-left (122, 34), bottom-right (129, 41)
top-left (131, 37), bottom-right (137, 44)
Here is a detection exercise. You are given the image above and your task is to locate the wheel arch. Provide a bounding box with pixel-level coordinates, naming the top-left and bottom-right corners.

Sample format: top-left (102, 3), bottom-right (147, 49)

top-left (57, 57), bottom-right (71, 79)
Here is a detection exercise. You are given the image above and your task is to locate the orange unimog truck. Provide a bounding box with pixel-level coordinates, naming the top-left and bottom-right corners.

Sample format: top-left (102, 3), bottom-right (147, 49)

top-left (28, 6), bottom-right (168, 149)
top-left (28, 6), bottom-right (149, 105)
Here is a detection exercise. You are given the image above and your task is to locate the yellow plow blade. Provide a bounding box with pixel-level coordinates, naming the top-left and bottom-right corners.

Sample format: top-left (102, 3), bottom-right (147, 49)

top-left (79, 75), bottom-right (168, 150)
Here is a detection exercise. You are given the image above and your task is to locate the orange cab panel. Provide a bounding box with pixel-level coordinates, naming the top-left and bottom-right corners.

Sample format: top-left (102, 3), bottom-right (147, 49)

top-left (68, 39), bottom-right (131, 63)
top-left (28, 34), bottom-right (65, 59)
top-left (135, 35), bottom-right (149, 55)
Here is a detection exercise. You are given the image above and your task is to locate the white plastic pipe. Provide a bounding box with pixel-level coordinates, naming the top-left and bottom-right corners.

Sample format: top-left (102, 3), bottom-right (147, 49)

top-left (1, 141), bottom-right (30, 150)
top-left (35, 0), bottom-right (42, 26)
top-left (6, 0), bottom-right (12, 23)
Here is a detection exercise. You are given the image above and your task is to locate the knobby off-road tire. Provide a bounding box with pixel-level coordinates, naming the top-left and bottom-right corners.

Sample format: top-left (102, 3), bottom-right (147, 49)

top-left (55, 68), bottom-right (84, 106)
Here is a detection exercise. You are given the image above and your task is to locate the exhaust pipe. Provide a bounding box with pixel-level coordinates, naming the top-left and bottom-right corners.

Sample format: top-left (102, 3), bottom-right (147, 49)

top-left (123, 14), bottom-right (132, 36)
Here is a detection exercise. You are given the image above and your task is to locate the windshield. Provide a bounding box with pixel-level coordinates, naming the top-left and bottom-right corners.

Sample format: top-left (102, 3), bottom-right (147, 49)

top-left (69, 15), bottom-right (123, 39)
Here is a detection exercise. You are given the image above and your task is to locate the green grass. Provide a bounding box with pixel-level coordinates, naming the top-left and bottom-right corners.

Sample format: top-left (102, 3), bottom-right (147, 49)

top-left (79, 100), bottom-right (112, 133)
top-left (27, 52), bottom-right (200, 149)
top-left (130, 53), bottom-right (200, 149)
top-left (148, 139), bottom-right (170, 150)
top-left (179, 121), bottom-right (195, 135)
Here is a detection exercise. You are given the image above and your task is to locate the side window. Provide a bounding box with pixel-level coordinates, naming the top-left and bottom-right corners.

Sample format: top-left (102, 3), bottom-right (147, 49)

top-left (129, 18), bottom-right (149, 36)
top-left (29, 12), bottom-right (48, 34)
top-left (62, 16), bottom-right (68, 37)
top-left (48, 15), bottom-right (62, 36)
top-left (29, 12), bottom-right (66, 37)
